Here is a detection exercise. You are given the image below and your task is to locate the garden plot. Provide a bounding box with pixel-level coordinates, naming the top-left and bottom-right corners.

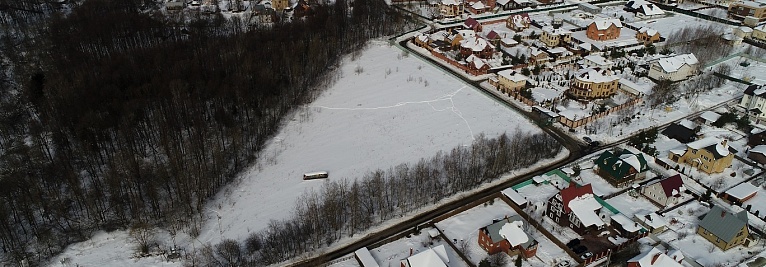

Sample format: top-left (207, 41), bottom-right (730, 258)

top-left (605, 192), bottom-right (661, 218)
top-left (573, 167), bottom-right (626, 197)
top-left (435, 199), bottom-right (574, 266)
top-left (656, 200), bottom-right (765, 266)
top-left (368, 226), bottom-right (469, 267)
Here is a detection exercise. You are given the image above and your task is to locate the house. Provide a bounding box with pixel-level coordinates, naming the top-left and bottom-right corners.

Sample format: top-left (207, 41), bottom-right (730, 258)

top-left (500, 37), bottom-right (519, 47)
top-left (414, 33), bottom-right (432, 48)
top-left (450, 29), bottom-right (476, 48)
top-left (400, 245), bottom-right (450, 267)
top-left (506, 13), bottom-right (531, 31)
top-left (634, 211), bottom-right (668, 233)
top-left (166, 0), bottom-right (185, 10)
top-left (355, 247), bottom-right (380, 267)
top-left (496, 0), bottom-right (513, 10)
top-left (548, 47), bottom-right (574, 62)
top-left (529, 47), bottom-right (549, 65)
top-left (545, 183), bottom-right (607, 235)
top-left (739, 84), bottom-right (766, 123)
top-left (466, 54), bottom-right (491, 73)
top-left (496, 69), bottom-right (528, 93)
top-left (439, 0), bottom-right (465, 18)
top-left (728, 0), bottom-right (766, 22)
top-left (511, 0), bottom-right (533, 8)
top-left (627, 247), bottom-right (684, 267)
top-left (540, 26), bottom-right (573, 47)
top-left (586, 18), bottom-right (623, 41)
top-left (566, 68), bottom-right (620, 99)
top-left (750, 127), bottom-right (766, 146)
top-left (697, 205), bottom-right (750, 251)
top-left (464, 17), bottom-right (483, 32)
top-left (466, 0), bottom-right (496, 14)
top-left (625, 0), bottom-right (666, 19)
top-left (582, 54), bottom-right (614, 69)
top-left (611, 213), bottom-right (644, 238)
top-left (647, 53), bottom-right (699, 82)
top-left (698, 111), bottom-right (721, 125)
top-left (749, 145), bottom-right (766, 164)
top-left (753, 24), bottom-right (766, 42)
top-left (636, 27), bottom-right (661, 45)
top-left (501, 188), bottom-right (528, 208)
top-left (640, 174), bottom-right (684, 207)
top-left (594, 150), bottom-right (649, 187)
top-left (486, 30), bottom-right (501, 40)
top-left (579, 2), bottom-right (602, 13)
top-left (460, 37), bottom-right (495, 59)
top-left (668, 137), bottom-right (737, 174)
top-left (722, 182), bottom-right (759, 204)
top-left (477, 216), bottom-right (539, 258)
top-left (661, 120), bottom-right (697, 143)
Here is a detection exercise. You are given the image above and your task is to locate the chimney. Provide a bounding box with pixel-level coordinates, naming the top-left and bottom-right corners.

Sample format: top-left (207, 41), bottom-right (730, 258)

top-left (505, 215), bottom-right (510, 223)
top-left (410, 247), bottom-right (413, 256)
top-left (721, 210), bottom-right (726, 218)
top-left (651, 253), bottom-right (661, 265)
top-left (722, 139), bottom-right (728, 147)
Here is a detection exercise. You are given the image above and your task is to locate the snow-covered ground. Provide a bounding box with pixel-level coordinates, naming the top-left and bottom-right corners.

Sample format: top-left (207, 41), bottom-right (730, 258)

top-left (632, 13), bottom-right (736, 38)
top-left (368, 226), bottom-right (470, 267)
top-left (48, 41), bottom-right (550, 266)
top-left (717, 56), bottom-right (766, 85)
top-left (49, 231), bottom-right (180, 267)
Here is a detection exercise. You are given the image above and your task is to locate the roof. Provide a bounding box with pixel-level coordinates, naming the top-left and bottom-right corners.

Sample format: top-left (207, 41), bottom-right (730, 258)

top-left (440, 0), bottom-right (460, 5)
top-left (591, 18), bottom-right (622, 30)
top-left (471, 1), bottom-right (486, 9)
top-left (403, 245), bottom-right (449, 267)
top-left (464, 17), bottom-right (480, 28)
top-left (686, 137), bottom-right (736, 159)
top-left (483, 216), bottom-right (537, 248)
top-left (497, 69), bottom-right (528, 82)
top-left (583, 55), bottom-right (614, 67)
top-left (574, 68), bottom-right (619, 84)
top-left (355, 247), bottom-right (380, 267)
top-left (654, 53), bottom-right (698, 73)
top-left (698, 205), bottom-right (749, 242)
top-left (725, 182), bottom-right (758, 200)
top-left (501, 187), bottom-right (528, 206)
top-left (542, 25), bottom-right (572, 35)
top-left (568, 194), bottom-right (605, 227)
top-left (466, 54), bottom-right (488, 69)
top-left (700, 111), bottom-right (721, 123)
top-left (497, 0), bottom-right (512, 5)
top-left (595, 150), bottom-right (648, 180)
top-left (634, 211), bottom-right (667, 229)
top-left (626, 0), bottom-right (665, 16)
top-left (662, 123), bottom-right (696, 142)
top-left (560, 183), bottom-right (595, 213)
top-left (628, 247), bottom-right (684, 267)
top-left (679, 119), bottom-right (696, 130)
top-left (487, 30), bottom-right (500, 40)
top-left (611, 213), bottom-right (642, 232)
top-left (638, 27), bottom-right (659, 37)
top-left (658, 174), bottom-right (684, 197)
top-left (751, 145), bottom-right (766, 154)
top-left (509, 13), bottom-right (531, 27)
top-left (744, 84), bottom-right (766, 97)
top-left (460, 37), bottom-right (494, 51)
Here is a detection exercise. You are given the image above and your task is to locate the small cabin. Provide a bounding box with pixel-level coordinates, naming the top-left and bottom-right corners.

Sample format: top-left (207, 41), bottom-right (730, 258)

top-left (303, 171), bottom-right (329, 180)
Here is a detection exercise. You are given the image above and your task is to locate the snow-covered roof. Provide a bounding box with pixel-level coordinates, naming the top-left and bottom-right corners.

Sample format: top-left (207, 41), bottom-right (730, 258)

top-left (751, 145), bottom-right (766, 154)
top-left (533, 175), bottom-right (548, 183)
top-left (579, 43), bottom-right (592, 51)
top-left (667, 250), bottom-right (684, 262)
top-left (403, 245), bottom-right (449, 267)
top-left (699, 111), bottom-right (721, 123)
top-left (628, 247), bottom-right (683, 267)
top-left (679, 119), bottom-right (696, 130)
top-left (501, 187), bottom-right (528, 206)
top-left (584, 55), bottom-right (613, 67)
top-left (497, 0), bottom-right (512, 5)
top-left (574, 68), bottom-right (619, 84)
top-left (471, 1), bottom-right (485, 9)
top-left (654, 53), bottom-right (698, 73)
top-left (635, 211), bottom-right (667, 229)
top-left (498, 220), bottom-right (529, 247)
top-left (548, 47), bottom-right (571, 55)
top-left (611, 213), bottom-right (642, 232)
top-left (725, 182), bottom-right (758, 200)
top-left (529, 47), bottom-right (547, 57)
top-left (501, 38), bottom-right (518, 45)
top-left (542, 25), bottom-right (572, 35)
top-left (440, 0), bottom-right (460, 5)
top-left (466, 54), bottom-right (488, 69)
top-left (355, 247), bottom-right (380, 267)
top-left (686, 137), bottom-right (733, 158)
top-left (460, 37), bottom-right (494, 51)
top-left (591, 18), bottom-right (622, 30)
top-left (639, 3), bottom-right (664, 16)
top-left (568, 194), bottom-right (605, 227)
top-left (739, 26), bottom-right (754, 33)
top-left (619, 153), bottom-right (644, 172)
top-left (456, 29), bottom-right (476, 39)
top-left (497, 69), bottom-right (528, 82)
top-left (638, 27), bottom-right (659, 36)
top-left (428, 228), bottom-right (440, 238)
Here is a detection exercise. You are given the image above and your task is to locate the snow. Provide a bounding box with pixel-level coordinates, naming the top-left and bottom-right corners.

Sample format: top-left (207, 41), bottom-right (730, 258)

top-left (620, 153), bottom-right (644, 172)
top-left (355, 247), bottom-right (380, 267)
top-left (679, 119), bottom-right (696, 130)
top-left (48, 231), bottom-right (180, 267)
top-left (591, 18), bottom-right (622, 30)
top-left (499, 221), bottom-right (529, 246)
top-left (192, 42), bottom-right (545, 246)
top-left (404, 245), bottom-right (449, 267)
top-left (574, 68), bottom-right (619, 84)
top-left (628, 247), bottom-right (683, 267)
top-left (606, 192), bottom-right (660, 218)
top-left (699, 110), bottom-right (721, 123)
top-left (724, 182), bottom-right (758, 200)
top-left (656, 54), bottom-right (698, 73)
top-left (611, 213), bottom-right (643, 232)
top-left (583, 55), bottom-right (613, 67)
top-left (497, 69), bottom-right (528, 82)
top-left (366, 227), bottom-right (468, 267)
top-left (635, 211), bottom-right (667, 230)
top-left (568, 194), bottom-right (605, 227)
top-left (501, 187), bottom-right (529, 206)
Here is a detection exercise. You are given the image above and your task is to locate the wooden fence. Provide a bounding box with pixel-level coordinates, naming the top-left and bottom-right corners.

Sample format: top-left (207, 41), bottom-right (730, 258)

top-left (558, 98), bottom-right (642, 128)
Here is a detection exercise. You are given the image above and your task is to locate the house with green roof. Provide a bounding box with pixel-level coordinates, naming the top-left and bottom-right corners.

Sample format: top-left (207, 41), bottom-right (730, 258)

top-left (594, 150), bottom-right (648, 187)
top-left (696, 205), bottom-right (750, 251)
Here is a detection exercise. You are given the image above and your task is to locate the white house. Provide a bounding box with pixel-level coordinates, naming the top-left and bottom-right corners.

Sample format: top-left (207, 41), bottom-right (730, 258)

top-left (401, 245), bottom-right (450, 267)
top-left (640, 174), bottom-right (684, 207)
top-left (648, 53), bottom-right (699, 82)
top-left (739, 84), bottom-right (766, 124)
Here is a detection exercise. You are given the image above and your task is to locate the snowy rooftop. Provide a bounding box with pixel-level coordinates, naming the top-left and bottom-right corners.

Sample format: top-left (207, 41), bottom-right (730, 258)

top-left (679, 119), bottom-right (696, 130)
top-left (686, 136), bottom-right (732, 158)
top-left (583, 55), bottom-right (613, 66)
top-left (441, 0), bottom-right (460, 5)
top-left (699, 111), bottom-right (721, 123)
top-left (628, 247), bottom-right (683, 267)
top-left (355, 247), bottom-right (380, 267)
top-left (501, 187), bottom-right (528, 206)
top-left (638, 27), bottom-right (659, 36)
top-left (460, 37), bottom-right (494, 52)
top-left (574, 68), bottom-right (619, 83)
top-left (725, 182), bottom-right (758, 200)
top-left (611, 213), bottom-right (643, 232)
top-left (497, 69), bottom-right (528, 82)
top-left (568, 194), bottom-right (605, 227)
top-left (655, 53), bottom-right (698, 73)
top-left (466, 54), bottom-right (488, 69)
top-left (403, 245), bottom-right (449, 267)
top-left (635, 211), bottom-right (667, 229)
top-left (591, 18), bottom-right (622, 30)
top-left (499, 220), bottom-right (530, 247)
top-left (750, 145), bottom-right (766, 154)
top-left (542, 26), bottom-right (572, 35)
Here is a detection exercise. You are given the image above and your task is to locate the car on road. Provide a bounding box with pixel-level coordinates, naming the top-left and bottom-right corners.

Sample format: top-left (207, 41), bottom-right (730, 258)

top-left (580, 252), bottom-right (594, 260)
top-left (590, 141), bottom-right (601, 147)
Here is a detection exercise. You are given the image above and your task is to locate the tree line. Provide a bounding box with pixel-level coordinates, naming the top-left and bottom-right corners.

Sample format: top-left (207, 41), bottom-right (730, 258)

top-left (0, 0), bottom-right (415, 264)
top-left (190, 130), bottom-right (562, 266)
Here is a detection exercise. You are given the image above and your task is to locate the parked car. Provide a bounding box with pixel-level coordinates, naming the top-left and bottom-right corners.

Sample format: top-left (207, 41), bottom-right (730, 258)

top-left (573, 245), bottom-right (587, 254)
top-left (583, 136), bottom-right (592, 143)
top-left (580, 252), bottom-right (594, 260)
top-left (555, 260), bottom-right (571, 267)
top-left (566, 239), bottom-right (581, 248)
top-left (590, 141), bottom-right (601, 147)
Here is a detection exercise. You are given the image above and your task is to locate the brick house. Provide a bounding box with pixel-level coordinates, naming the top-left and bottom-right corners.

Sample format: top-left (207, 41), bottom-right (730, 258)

top-left (586, 18), bottom-right (622, 40)
top-left (495, 69), bottom-right (528, 93)
top-left (636, 27), bottom-right (661, 45)
top-left (477, 215), bottom-right (538, 258)
top-left (697, 205), bottom-right (750, 251)
top-left (460, 37), bottom-right (495, 59)
top-left (668, 137), bottom-right (736, 174)
top-left (466, 54), bottom-right (491, 73)
top-left (545, 183), bottom-right (607, 235)
top-left (594, 150), bottom-right (648, 187)
top-left (640, 174), bottom-right (684, 207)
top-left (506, 13), bottom-right (531, 31)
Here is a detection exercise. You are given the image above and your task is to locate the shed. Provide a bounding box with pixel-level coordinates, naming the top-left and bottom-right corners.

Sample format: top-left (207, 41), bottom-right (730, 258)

top-left (502, 188), bottom-right (528, 207)
top-left (634, 211), bottom-right (667, 233)
top-left (578, 2), bottom-right (601, 13)
top-left (723, 182), bottom-right (759, 204)
top-left (355, 247), bottom-right (380, 267)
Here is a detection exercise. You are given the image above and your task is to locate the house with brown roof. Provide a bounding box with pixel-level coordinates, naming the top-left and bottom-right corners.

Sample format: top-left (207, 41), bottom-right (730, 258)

top-left (636, 27), bottom-right (661, 45)
top-left (697, 205), bottom-right (750, 251)
top-left (477, 215), bottom-right (538, 258)
top-left (464, 17), bottom-right (483, 32)
top-left (586, 18), bottom-right (622, 40)
top-left (640, 174), bottom-right (684, 207)
top-left (544, 183), bottom-right (607, 235)
top-left (668, 137), bottom-right (736, 174)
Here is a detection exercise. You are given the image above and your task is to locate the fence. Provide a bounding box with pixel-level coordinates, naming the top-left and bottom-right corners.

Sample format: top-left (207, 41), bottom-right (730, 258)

top-left (558, 97), bottom-right (642, 128)
top-left (581, 231), bottom-right (650, 266)
top-left (428, 48), bottom-right (490, 75)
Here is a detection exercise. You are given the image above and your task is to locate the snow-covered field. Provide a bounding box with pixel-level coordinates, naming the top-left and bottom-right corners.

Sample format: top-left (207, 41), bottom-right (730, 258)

top-left (48, 41), bottom-right (549, 266)
top-left (718, 56), bottom-right (766, 85)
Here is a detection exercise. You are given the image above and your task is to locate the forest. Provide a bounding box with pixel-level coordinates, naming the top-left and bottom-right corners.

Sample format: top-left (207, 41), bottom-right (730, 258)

top-left (0, 0), bottom-right (414, 264)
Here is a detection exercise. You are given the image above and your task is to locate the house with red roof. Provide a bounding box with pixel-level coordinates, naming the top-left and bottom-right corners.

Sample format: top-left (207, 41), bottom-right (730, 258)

top-left (464, 17), bottom-right (483, 32)
top-left (640, 174), bottom-right (684, 207)
top-left (544, 183), bottom-right (607, 235)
